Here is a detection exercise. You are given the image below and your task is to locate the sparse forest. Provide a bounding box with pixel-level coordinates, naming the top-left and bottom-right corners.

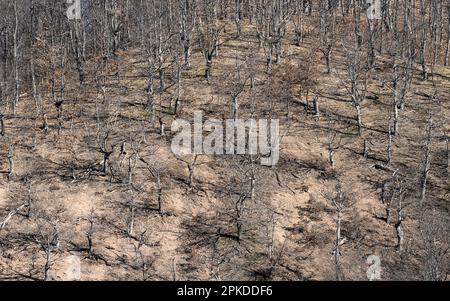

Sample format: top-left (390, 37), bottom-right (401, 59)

top-left (0, 0), bottom-right (449, 281)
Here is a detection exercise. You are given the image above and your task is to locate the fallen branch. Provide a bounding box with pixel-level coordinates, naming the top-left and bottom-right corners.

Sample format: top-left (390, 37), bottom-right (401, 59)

top-left (371, 164), bottom-right (399, 175)
top-left (273, 170), bottom-right (296, 195)
top-left (0, 204), bottom-right (26, 229)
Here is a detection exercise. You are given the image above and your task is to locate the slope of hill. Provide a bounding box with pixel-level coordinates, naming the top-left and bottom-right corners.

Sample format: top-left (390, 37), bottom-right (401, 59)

top-left (0, 1), bottom-right (449, 281)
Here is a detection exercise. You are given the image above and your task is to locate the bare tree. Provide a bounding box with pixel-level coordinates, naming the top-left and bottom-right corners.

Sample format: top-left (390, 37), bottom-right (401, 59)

top-left (196, 0), bottom-right (223, 82)
top-left (293, 0), bottom-right (306, 46)
top-left (319, 0), bottom-right (336, 74)
top-left (32, 209), bottom-right (64, 281)
top-left (0, 0), bottom-right (449, 282)
top-left (326, 183), bottom-right (353, 281)
top-left (141, 158), bottom-right (164, 213)
top-left (176, 154), bottom-right (199, 190)
top-left (342, 42), bottom-right (368, 137)
top-left (180, 0), bottom-right (197, 67)
top-left (133, 231), bottom-right (154, 281)
top-left (419, 209), bottom-right (449, 281)
top-left (255, 0), bottom-right (293, 72)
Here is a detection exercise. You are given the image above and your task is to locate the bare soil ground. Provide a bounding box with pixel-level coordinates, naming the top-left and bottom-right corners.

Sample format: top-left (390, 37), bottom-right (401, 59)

top-left (0, 22), bottom-right (449, 281)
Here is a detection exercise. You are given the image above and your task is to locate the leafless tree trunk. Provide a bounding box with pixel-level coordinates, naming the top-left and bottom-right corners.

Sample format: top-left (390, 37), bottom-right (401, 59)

top-left (133, 232), bottom-right (153, 281)
top-left (181, 0), bottom-right (196, 67)
top-left (87, 210), bottom-right (95, 257)
top-left (313, 95), bottom-right (320, 117)
top-left (127, 138), bottom-right (142, 186)
top-left (293, 0), bottom-right (305, 46)
top-left (320, 0), bottom-right (336, 74)
top-left (177, 155), bottom-right (199, 190)
top-left (420, 118), bottom-right (433, 204)
top-left (367, 15), bottom-right (376, 68)
top-left (25, 178), bottom-right (33, 218)
top-left (159, 117), bottom-right (165, 136)
top-left (387, 117), bottom-right (393, 165)
top-left (446, 130), bottom-right (450, 175)
top-left (197, 1), bottom-right (223, 82)
top-left (42, 113), bottom-right (49, 132)
top-left (7, 143), bottom-right (15, 180)
top-left (42, 243), bottom-right (52, 281)
top-left (327, 184), bottom-right (352, 281)
top-left (33, 212), bottom-right (61, 281)
top-left (419, 0), bottom-right (429, 80)
top-left (382, 180), bottom-right (392, 224)
top-left (343, 41), bottom-right (368, 137)
top-left (235, 0), bottom-right (242, 38)
top-left (445, 5), bottom-right (450, 66)
top-left (155, 170), bottom-right (162, 212)
top-left (0, 113), bottom-right (4, 136)
top-left (69, 12), bottom-right (85, 88)
top-left (363, 139), bottom-right (369, 159)
top-left (12, 0), bottom-right (19, 114)
top-left (127, 200), bottom-right (136, 237)
top-left (326, 122), bottom-right (340, 168)
top-left (187, 155), bottom-right (198, 189)
top-left (395, 191), bottom-right (405, 252)
top-left (146, 69), bottom-right (155, 121)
